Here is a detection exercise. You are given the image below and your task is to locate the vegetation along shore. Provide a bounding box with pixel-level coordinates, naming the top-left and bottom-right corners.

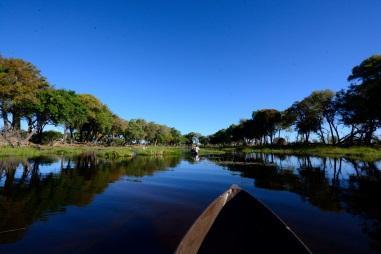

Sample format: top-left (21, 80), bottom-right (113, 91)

top-left (0, 54), bottom-right (380, 160)
top-left (1, 145), bottom-right (381, 162)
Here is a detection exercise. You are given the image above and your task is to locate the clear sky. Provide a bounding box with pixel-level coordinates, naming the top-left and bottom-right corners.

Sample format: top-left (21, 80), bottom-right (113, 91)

top-left (1, 0), bottom-right (381, 135)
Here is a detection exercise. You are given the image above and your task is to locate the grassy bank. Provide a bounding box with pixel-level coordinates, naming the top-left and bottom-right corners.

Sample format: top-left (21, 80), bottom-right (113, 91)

top-left (198, 147), bottom-right (237, 156)
top-left (1, 144), bottom-right (381, 161)
top-left (0, 145), bottom-right (186, 158)
top-left (241, 145), bottom-right (381, 161)
top-left (0, 145), bottom-right (240, 158)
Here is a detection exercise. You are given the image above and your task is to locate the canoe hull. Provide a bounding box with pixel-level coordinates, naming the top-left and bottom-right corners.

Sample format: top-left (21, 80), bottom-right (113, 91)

top-left (176, 185), bottom-right (311, 254)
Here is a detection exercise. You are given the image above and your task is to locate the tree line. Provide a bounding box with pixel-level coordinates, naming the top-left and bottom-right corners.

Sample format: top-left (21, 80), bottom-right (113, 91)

top-left (1, 54), bottom-right (379, 147)
top-left (207, 55), bottom-right (381, 145)
top-left (0, 55), bottom-right (188, 146)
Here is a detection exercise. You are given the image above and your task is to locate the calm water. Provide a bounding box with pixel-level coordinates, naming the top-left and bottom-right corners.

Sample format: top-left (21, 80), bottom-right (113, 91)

top-left (0, 153), bottom-right (380, 254)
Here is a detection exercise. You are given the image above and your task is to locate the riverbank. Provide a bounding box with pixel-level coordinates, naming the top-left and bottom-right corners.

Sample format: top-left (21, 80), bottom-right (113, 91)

top-left (0, 145), bottom-right (186, 158)
top-left (1, 144), bottom-right (381, 161)
top-left (199, 145), bottom-right (381, 161)
top-left (241, 145), bottom-right (381, 161)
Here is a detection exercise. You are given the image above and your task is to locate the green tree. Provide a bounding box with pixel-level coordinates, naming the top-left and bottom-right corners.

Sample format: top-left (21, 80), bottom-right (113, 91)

top-left (107, 115), bottom-right (129, 145)
top-left (170, 128), bottom-right (183, 145)
top-left (337, 55), bottom-right (381, 144)
top-left (304, 90), bottom-right (336, 144)
top-left (61, 91), bottom-right (88, 142)
top-left (31, 130), bottom-right (63, 145)
top-left (287, 100), bottom-right (321, 143)
top-left (252, 109), bottom-right (282, 144)
top-left (144, 121), bottom-right (158, 145)
top-left (30, 89), bottom-right (87, 143)
top-left (78, 94), bottom-right (114, 143)
top-left (209, 129), bottom-right (229, 145)
top-left (184, 132), bottom-right (202, 145)
top-left (124, 119), bottom-right (146, 144)
top-left (0, 56), bottom-right (49, 131)
top-left (155, 125), bottom-right (172, 145)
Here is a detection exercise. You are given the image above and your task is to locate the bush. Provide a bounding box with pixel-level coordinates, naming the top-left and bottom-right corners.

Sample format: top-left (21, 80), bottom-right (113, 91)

top-left (274, 137), bottom-right (287, 146)
top-left (31, 131), bottom-right (63, 145)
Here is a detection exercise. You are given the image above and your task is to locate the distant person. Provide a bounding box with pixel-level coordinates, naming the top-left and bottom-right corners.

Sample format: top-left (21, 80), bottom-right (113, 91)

top-left (191, 145), bottom-right (200, 156)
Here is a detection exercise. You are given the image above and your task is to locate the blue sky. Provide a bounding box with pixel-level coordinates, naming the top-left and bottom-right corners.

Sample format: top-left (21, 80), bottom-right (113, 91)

top-left (1, 0), bottom-right (381, 135)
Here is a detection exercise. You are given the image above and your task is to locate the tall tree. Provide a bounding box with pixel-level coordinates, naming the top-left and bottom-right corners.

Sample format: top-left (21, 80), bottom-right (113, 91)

top-left (30, 89), bottom-right (88, 142)
top-left (124, 119), bottom-right (146, 144)
top-left (287, 100), bottom-right (320, 143)
top-left (109, 115), bottom-right (129, 144)
top-left (304, 90), bottom-right (335, 144)
top-left (0, 56), bottom-right (49, 131)
top-left (337, 55), bottom-right (381, 144)
top-left (78, 94), bottom-right (114, 143)
top-left (252, 109), bottom-right (282, 144)
top-left (184, 132), bottom-right (202, 145)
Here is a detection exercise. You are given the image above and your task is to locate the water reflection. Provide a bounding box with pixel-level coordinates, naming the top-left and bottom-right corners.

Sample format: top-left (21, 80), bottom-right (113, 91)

top-left (211, 153), bottom-right (381, 252)
top-left (1, 153), bottom-right (380, 253)
top-left (0, 155), bottom-right (181, 243)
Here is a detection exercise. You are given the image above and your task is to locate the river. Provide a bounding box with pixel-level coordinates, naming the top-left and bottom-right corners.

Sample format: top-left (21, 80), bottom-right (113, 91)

top-left (0, 153), bottom-right (380, 253)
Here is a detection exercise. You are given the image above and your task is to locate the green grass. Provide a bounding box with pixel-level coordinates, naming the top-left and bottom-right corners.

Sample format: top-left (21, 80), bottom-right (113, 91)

top-left (0, 145), bottom-right (186, 158)
top-left (200, 144), bottom-right (381, 161)
top-left (242, 145), bottom-right (381, 162)
top-left (198, 147), bottom-right (236, 155)
top-left (1, 144), bottom-right (380, 161)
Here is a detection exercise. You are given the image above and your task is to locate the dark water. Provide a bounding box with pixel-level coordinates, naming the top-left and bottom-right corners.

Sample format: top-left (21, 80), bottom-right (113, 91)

top-left (0, 154), bottom-right (380, 254)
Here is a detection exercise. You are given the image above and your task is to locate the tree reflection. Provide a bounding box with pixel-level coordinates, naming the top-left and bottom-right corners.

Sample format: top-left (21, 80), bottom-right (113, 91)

top-left (344, 160), bottom-right (381, 251)
top-left (215, 154), bottom-right (381, 252)
top-left (0, 155), bottom-right (181, 243)
top-left (217, 155), bottom-right (350, 211)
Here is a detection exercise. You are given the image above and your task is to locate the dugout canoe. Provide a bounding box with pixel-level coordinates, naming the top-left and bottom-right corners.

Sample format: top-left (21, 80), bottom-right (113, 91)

top-left (176, 185), bottom-right (312, 254)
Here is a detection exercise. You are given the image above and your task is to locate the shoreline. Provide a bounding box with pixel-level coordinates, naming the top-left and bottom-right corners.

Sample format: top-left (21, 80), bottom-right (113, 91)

top-left (0, 145), bottom-right (380, 161)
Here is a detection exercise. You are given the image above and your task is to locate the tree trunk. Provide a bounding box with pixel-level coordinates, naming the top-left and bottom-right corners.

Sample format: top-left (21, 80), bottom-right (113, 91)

top-left (27, 118), bottom-right (33, 134)
top-left (22, 129), bottom-right (36, 143)
top-left (333, 124), bottom-right (340, 144)
top-left (2, 110), bottom-right (10, 131)
top-left (36, 122), bottom-right (45, 144)
top-left (364, 121), bottom-right (376, 145)
top-left (305, 132), bottom-right (310, 143)
top-left (318, 127), bottom-right (326, 144)
top-left (63, 125), bottom-right (68, 144)
top-left (69, 127), bottom-right (74, 143)
top-left (348, 126), bottom-right (355, 145)
top-left (11, 111), bottom-right (21, 130)
top-left (79, 130), bottom-right (84, 142)
top-left (328, 121), bottom-right (335, 144)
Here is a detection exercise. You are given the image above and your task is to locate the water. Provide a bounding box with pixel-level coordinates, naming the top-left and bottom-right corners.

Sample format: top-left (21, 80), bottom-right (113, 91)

top-left (0, 154), bottom-right (380, 253)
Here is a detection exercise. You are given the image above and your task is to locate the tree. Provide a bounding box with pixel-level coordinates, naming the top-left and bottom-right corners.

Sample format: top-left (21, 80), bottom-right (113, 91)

top-left (252, 109), bottom-right (282, 144)
top-left (336, 55), bottom-right (381, 144)
top-left (321, 92), bottom-right (341, 144)
top-left (184, 132), bottom-right (202, 145)
top-left (108, 115), bottom-right (129, 145)
top-left (78, 94), bottom-right (114, 143)
top-left (170, 128), bottom-right (183, 145)
top-left (0, 56), bottom-right (49, 131)
top-left (30, 89), bottom-right (88, 143)
top-left (124, 119), bottom-right (146, 144)
top-left (287, 100), bottom-right (320, 143)
top-left (144, 121), bottom-right (158, 145)
top-left (305, 90), bottom-right (336, 144)
top-left (31, 130), bottom-right (63, 145)
top-left (209, 129), bottom-right (228, 145)
top-left (155, 125), bottom-right (172, 145)
top-left (60, 91), bottom-right (88, 142)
